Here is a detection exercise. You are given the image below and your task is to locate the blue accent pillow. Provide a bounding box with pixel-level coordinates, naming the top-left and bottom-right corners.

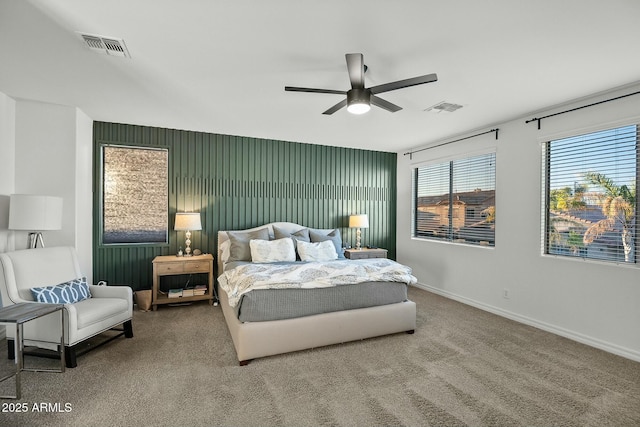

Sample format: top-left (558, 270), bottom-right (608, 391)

top-left (309, 229), bottom-right (345, 259)
top-left (31, 277), bottom-right (92, 304)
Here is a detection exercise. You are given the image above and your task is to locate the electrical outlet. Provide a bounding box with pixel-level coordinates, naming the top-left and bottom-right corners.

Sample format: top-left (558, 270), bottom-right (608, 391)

top-left (503, 289), bottom-right (510, 299)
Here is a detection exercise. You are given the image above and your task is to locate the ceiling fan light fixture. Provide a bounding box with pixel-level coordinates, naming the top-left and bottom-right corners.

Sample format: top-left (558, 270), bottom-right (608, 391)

top-left (284, 53), bottom-right (437, 115)
top-left (347, 89), bottom-right (371, 115)
top-left (347, 102), bottom-right (371, 115)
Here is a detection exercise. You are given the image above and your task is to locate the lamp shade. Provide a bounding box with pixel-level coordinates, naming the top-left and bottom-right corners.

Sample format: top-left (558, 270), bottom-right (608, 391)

top-left (349, 214), bottom-right (369, 228)
top-left (174, 212), bottom-right (202, 231)
top-left (9, 194), bottom-right (63, 231)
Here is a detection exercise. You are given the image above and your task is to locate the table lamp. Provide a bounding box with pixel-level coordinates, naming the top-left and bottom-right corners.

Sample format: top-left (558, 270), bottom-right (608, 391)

top-left (349, 214), bottom-right (369, 250)
top-left (174, 212), bottom-right (202, 256)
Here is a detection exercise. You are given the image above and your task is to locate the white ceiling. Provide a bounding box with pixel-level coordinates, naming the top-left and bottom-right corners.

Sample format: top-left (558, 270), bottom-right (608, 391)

top-left (2, 0), bottom-right (640, 153)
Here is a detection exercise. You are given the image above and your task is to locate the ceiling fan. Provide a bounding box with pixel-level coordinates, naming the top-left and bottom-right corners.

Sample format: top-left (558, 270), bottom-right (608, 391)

top-left (285, 53), bottom-right (437, 115)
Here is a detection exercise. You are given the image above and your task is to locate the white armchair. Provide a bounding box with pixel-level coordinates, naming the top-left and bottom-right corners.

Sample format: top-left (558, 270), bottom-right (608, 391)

top-left (0, 246), bottom-right (133, 368)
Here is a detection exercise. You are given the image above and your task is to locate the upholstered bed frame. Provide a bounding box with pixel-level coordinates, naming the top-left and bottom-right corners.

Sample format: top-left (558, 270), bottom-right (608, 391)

top-left (217, 222), bottom-right (417, 365)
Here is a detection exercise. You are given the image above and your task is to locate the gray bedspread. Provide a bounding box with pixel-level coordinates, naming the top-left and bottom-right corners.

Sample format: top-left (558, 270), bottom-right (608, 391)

top-left (234, 280), bottom-right (408, 322)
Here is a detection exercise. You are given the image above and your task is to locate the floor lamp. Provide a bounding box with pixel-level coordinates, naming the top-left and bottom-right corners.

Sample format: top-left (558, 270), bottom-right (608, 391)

top-left (8, 194), bottom-right (63, 248)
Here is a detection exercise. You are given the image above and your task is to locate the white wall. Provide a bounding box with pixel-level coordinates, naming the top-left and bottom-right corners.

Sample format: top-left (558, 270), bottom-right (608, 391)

top-left (74, 108), bottom-right (94, 276)
top-left (0, 93), bottom-right (93, 281)
top-left (0, 92), bottom-right (16, 253)
top-left (397, 82), bottom-right (640, 362)
top-left (14, 99), bottom-right (76, 249)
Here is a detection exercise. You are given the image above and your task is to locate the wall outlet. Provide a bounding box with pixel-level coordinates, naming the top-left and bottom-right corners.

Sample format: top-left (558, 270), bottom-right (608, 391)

top-left (503, 289), bottom-right (510, 299)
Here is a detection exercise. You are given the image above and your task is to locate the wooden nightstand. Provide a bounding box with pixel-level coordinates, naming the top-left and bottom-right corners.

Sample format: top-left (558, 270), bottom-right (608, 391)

top-left (344, 248), bottom-right (388, 259)
top-left (152, 254), bottom-right (214, 310)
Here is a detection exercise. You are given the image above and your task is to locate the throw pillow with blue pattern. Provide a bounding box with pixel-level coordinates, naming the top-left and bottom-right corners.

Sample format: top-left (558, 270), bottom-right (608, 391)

top-left (31, 277), bottom-right (92, 304)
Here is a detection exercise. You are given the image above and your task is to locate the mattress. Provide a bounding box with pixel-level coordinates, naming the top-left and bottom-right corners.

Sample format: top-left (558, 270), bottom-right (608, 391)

top-left (234, 280), bottom-right (409, 322)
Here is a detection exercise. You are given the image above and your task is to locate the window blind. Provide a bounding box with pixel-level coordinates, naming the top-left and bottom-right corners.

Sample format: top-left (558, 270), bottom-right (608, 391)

top-left (414, 152), bottom-right (496, 246)
top-left (543, 125), bottom-right (638, 263)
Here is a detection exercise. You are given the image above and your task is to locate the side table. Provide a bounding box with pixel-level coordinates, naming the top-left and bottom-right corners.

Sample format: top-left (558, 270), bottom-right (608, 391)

top-left (344, 248), bottom-right (388, 259)
top-left (152, 254), bottom-right (215, 310)
top-left (0, 303), bottom-right (65, 399)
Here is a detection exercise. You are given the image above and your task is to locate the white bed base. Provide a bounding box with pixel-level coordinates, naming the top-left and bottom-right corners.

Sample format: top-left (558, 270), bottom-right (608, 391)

top-left (217, 222), bottom-right (417, 365)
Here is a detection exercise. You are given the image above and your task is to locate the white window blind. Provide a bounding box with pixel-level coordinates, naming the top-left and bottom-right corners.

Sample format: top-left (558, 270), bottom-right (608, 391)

top-left (414, 152), bottom-right (496, 246)
top-left (543, 125), bottom-right (638, 263)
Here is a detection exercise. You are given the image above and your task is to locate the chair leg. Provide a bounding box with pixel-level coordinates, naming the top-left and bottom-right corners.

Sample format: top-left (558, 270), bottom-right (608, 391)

top-left (65, 346), bottom-right (77, 368)
top-left (124, 320), bottom-right (133, 338)
top-left (7, 339), bottom-right (15, 360)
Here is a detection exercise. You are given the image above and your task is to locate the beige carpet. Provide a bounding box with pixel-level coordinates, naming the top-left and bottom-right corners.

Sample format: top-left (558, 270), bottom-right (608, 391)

top-left (1, 287), bottom-right (639, 427)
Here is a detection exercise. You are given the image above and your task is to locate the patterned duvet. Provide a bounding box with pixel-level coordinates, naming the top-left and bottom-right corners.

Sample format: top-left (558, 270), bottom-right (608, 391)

top-left (218, 258), bottom-right (417, 308)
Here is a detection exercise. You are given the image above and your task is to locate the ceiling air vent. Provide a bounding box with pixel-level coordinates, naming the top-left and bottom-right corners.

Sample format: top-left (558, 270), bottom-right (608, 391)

top-left (425, 101), bottom-right (463, 113)
top-left (77, 32), bottom-right (131, 58)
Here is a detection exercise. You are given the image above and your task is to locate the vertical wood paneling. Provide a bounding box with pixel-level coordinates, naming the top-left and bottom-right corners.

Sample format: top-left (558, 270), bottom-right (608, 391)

top-left (93, 122), bottom-right (397, 289)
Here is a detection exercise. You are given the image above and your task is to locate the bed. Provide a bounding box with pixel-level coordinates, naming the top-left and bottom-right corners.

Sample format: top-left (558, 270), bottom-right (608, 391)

top-left (217, 222), bottom-right (417, 365)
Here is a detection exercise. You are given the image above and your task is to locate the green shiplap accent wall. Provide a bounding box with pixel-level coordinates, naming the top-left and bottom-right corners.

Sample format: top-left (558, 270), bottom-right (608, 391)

top-left (93, 122), bottom-right (397, 290)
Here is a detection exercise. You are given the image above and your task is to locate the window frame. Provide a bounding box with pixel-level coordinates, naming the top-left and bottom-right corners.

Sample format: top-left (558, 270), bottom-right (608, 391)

top-left (99, 144), bottom-right (170, 246)
top-left (412, 150), bottom-right (496, 247)
top-left (541, 122), bottom-right (639, 265)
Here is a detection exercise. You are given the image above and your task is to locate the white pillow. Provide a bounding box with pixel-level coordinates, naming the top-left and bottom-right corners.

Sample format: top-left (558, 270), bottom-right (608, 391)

top-left (249, 238), bottom-right (296, 263)
top-left (296, 240), bottom-right (338, 262)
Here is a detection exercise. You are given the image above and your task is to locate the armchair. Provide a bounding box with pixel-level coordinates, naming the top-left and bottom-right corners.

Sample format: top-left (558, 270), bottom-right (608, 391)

top-left (0, 246), bottom-right (133, 368)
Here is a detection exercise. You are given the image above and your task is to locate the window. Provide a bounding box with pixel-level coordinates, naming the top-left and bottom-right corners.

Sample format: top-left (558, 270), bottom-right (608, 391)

top-left (543, 125), bottom-right (638, 263)
top-left (101, 145), bottom-right (169, 244)
top-left (414, 152), bottom-right (496, 246)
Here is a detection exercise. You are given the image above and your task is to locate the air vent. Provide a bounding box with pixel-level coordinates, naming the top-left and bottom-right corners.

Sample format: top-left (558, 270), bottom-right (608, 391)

top-left (425, 101), bottom-right (463, 113)
top-left (77, 32), bottom-right (131, 58)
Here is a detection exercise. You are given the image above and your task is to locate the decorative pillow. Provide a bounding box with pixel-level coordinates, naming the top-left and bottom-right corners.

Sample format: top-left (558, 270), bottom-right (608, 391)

top-left (297, 240), bottom-right (338, 262)
top-left (31, 277), bottom-right (91, 304)
top-left (227, 227), bottom-right (270, 262)
top-left (309, 229), bottom-right (345, 259)
top-left (250, 238), bottom-right (296, 263)
top-left (273, 226), bottom-right (311, 243)
top-left (219, 239), bottom-right (231, 263)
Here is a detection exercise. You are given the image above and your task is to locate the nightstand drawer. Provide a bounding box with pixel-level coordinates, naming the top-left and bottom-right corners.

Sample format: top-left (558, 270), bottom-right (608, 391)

top-left (184, 261), bottom-right (210, 272)
top-left (344, 248), bottom-right (387, 259)
top-left (156, 263), bottom-right (184, 274)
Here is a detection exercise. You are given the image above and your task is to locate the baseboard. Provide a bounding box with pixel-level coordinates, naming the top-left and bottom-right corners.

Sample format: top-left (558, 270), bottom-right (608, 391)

top-left (412, 282), bottom-right (640, 363)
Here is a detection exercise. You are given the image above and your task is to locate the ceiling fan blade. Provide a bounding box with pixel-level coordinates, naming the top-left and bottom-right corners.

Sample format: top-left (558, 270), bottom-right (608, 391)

top-left (322, 99), bottom-right (348, 115)
top-left (369, 73), bottom-right (438, 95)
top-left (345, 53), bottom-right (365, 89)
top-left (285, 86), bottom-right (346, 95)
top-left (370, 95), bottom-right (402, 113)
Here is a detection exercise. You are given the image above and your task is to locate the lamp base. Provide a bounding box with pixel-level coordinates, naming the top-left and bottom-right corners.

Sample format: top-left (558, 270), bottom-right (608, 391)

top-left (355, 228), bottom-right (362, 250)
top-left (184, 230), bottom-right (193, 256)
top-left (28, 232), bottom-right (45, 249)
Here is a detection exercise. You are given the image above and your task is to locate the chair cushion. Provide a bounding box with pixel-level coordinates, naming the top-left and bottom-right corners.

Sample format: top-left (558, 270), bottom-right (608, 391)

top-left (75, 297), bottom-right (130, 329)
top-left (31, 277), bottom-right (91, 304)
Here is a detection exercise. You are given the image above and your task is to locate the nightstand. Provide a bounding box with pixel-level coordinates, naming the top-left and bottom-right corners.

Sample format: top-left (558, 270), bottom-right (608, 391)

top-left (344, 248), bottom-right (388, 259)
top-left (151, 254), bottom-right (214, 310)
